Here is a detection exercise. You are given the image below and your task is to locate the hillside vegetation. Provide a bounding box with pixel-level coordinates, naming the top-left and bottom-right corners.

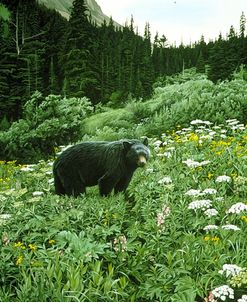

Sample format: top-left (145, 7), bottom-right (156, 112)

top-left (0, 69), bottom-right (247, 301)
top-left (0, 69), bottom-right (246, 162)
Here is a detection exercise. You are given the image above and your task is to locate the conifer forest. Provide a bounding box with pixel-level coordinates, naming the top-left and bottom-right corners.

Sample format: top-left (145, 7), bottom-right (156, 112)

top-left (0, 0), bottom-right (246, 122)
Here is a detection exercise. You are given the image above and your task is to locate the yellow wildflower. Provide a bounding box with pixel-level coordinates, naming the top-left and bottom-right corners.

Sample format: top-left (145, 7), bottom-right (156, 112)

top-left (204, 236), bottom-right (210, 241)
top-left (14, 241), bottom-right (26, 250)
top-left (240, 216), bottom-right (247, 223)
top-left (48, 239), bottom-right (55, 245)
top-left (16, 255), bottom-right (24, 266)
top-left (207, 172), bottom-right (214, 180)
top-left (230, 172), bottom-right (238, 179)
top-left (211, 236), bottom-right (220, 243)
top-left (28, 244), bottom-right (37, 252)
top-left (188, 133), bottom-right (199, 142)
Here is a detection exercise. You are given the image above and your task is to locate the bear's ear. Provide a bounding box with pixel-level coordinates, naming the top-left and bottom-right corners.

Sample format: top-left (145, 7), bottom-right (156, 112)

top-left (143, 137), bottom-right (148, 146)
top-left (123, 141), bottom-right (132, 151)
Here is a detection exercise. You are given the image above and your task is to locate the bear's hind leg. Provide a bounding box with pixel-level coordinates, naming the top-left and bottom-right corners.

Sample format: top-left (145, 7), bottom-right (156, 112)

top-left (62, 173), bottom-right (86, 197)
top-left (64, 182), bottom-right (86, 197)
top-left (98, 175), bottom-right (116, 197)
top-left (54, 173), bottom-right (66, 195)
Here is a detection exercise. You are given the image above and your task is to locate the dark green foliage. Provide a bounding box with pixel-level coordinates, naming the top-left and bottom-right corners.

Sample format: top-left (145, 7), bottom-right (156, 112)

top-left (0, 92), bottom-right (93, 162)
top-left (0, 1), bottom-right (246, 122)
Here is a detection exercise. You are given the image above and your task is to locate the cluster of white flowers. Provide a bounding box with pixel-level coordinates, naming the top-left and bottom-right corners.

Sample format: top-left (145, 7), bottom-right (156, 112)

top-left (157, 204), bottom-right (171, 227)
top-left (0, 214), bottom-right (12, 220)
top-left (211, 285), bottom-right (234, 301)
top-left (222, 224), bottom-right (240, 231)
top-left (153, 140), bottom-right (163, 147)
top-left (225, 119), bottom-right (245, 131)
top-left (227, 202), bottom-right (247, 214)
top-left (145, 168), bottom-right (154, 174)
top-left (20, 165), bottom-right (35, 172)
top-left (188, 199), bottom-right (212, 210)
top-left (158, 176), bottom-right (172, 184)
top-left (203, 224), bottom-right (241, 231)
top-left (185, 189), bottom-right (202, 196)
top-left (190, 119), bottom-right (212, 125)
top-left (219, 264), bottom-right (242, 277)
top-left (238, 295), bottom-right (247, 302)
top-left (203, 188), bottom-right (217, 194)
top-left (157, 152), bottom-right (172, 158)
top-left (185, 188), bottom-right (217, 197)
top-left (113, 235), bottom-right (127, 252)
top-left (182, 159), bottom-right (211, 168)
top-left (48, 178), bottom-right (54, 184)
top-left (32, 191), bottom-right (44, 197)
top-left (204, 208), bottom-right (219, 217)
top-left (216, 175), bottom-right (231, 183)
top-left (203, 224), bottom-right (219, 231)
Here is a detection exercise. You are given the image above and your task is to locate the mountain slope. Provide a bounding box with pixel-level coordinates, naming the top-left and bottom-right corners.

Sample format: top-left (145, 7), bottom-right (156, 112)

top-left (38, 0), bottom-right (121, 27)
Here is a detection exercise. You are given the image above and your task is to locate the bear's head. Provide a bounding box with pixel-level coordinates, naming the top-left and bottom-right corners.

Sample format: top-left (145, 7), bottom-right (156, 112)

top-left (123, 138), bottom-right (150, 168)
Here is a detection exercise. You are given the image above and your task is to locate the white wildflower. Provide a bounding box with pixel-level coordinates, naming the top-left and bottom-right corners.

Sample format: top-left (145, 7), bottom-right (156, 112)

top-left (182, 159), bottom-right (200, 168)
top-left (153, 140), bottom-right (163, 146)
top-left (157, 152), bottom-right (172, 158)
top-left (201, 160), bottom-right (211, 166)
top-left (204, 208), bottom-right (219, 217)
top-left (219, 264), bottom-right (242, 277)
top-left (167, 146), bottom-right (175, 151)
top-left (222, 224), bottom-right (240, 231)
top-left (203, 188), bottom-right (217, 195)
top-left (20, 166), bottom-right (34, 172)
top-left (226, 119), bottom-right (238, 123)
top-left (211, 285), bottom-right (234, 301)
top-left (227, 202), bottom-right (247, 214)
top-left (158, 176), bottom-right (172, 184)
top-left (238, 295), bottom-right (247, 302)
top-left (216, 175), bottom-right (231, 183)
top-left (113, 235), bottom-right (127, 252)
top-left (220, 134), bottom-right (227, 139)
top-left (226, 119), bottom-right (239, 125)
top-left (203, 224), bottom-right (219, 231)
top-left (185, 189), bottom-right (202, 196)
top-left (45, 171), bottom-right (53, 175)
top-left (188, 199), bottom-right (212, 210)
top-left (182, 127), bottom-right (193, 132)
top-left (182, 159), bottom-right (210, 168)
top-left (157, 204), bottom-right (170, 227)
top-left (48, 178), bottom-right (54, 184)
top-left (0, 214), bottom-right (12, 220)
top-left (215, 197), bottom-right (224, 202)
top-left (208, 131), bottom-right (216, 137)
top-left (32, 191), bottom-right (44, 197)
top-left (190, 119), bottom-right (204, 125)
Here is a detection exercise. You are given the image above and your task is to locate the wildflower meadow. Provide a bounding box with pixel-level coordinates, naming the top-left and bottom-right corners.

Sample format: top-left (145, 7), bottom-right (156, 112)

top-left (0, 116), bottom-right (246, 301)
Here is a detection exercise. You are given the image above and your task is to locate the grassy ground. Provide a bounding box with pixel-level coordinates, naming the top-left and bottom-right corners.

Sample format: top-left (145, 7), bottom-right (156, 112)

top-left (0, 118), bottom-right (246, 301)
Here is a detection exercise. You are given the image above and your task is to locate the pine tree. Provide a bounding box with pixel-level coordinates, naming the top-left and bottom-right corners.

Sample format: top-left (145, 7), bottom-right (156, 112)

top-left (62, 0), bottom-right (100, 103)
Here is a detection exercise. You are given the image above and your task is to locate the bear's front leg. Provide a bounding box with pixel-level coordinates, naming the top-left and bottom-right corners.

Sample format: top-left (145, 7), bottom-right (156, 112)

top-left (98, 174), bottom-right (117, 197)
top-left (114, 174), bottom-right (133, 194)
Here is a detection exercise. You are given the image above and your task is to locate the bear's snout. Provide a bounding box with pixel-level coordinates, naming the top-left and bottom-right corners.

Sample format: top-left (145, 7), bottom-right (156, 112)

top-left (137, 155), bottom-right (147, 167)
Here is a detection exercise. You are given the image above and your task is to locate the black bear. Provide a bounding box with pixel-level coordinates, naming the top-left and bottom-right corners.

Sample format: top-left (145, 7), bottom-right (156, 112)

top-left (53, 138), bottom-right (150, 197)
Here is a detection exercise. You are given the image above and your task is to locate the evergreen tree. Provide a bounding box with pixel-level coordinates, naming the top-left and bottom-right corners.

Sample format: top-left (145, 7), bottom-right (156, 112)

top-left (62, 0), bottom-right (100, 103)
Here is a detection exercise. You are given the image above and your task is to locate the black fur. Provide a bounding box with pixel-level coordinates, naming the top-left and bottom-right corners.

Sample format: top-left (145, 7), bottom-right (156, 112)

top-left (53, 138), bottom-right (150, 197)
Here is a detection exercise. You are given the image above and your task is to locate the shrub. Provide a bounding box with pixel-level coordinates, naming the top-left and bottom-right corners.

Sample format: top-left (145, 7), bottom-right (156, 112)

top-left (0, 92), bottom-right (93, 162)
